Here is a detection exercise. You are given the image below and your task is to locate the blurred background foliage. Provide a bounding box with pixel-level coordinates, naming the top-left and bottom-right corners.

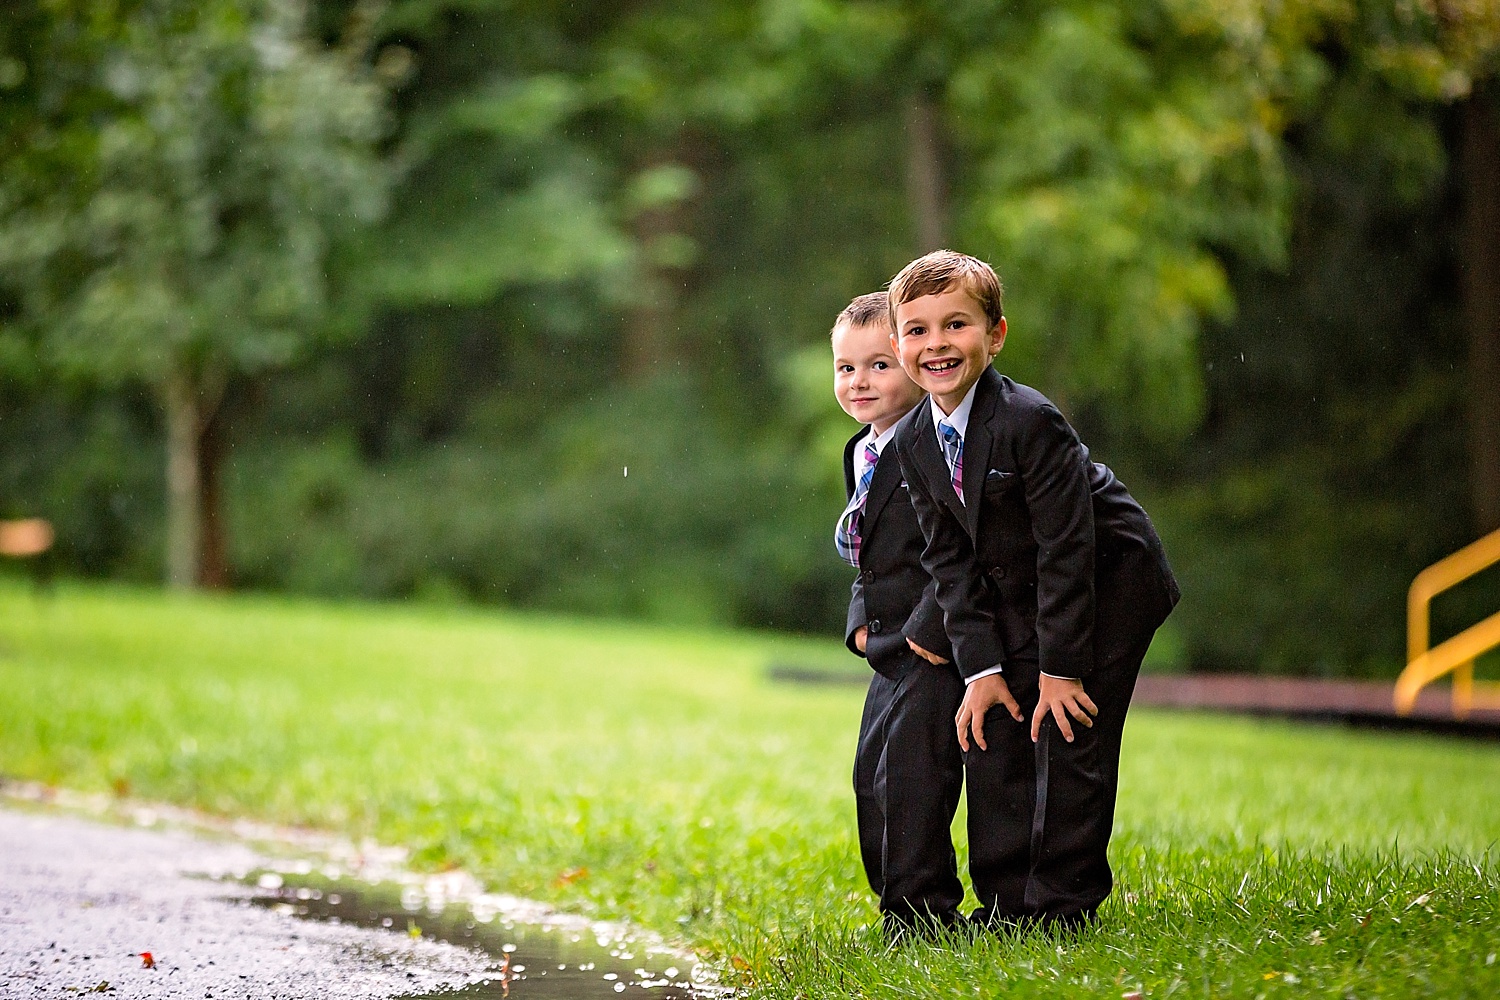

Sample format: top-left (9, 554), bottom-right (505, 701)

top-left (2, 0), bottom-right (1497, 675)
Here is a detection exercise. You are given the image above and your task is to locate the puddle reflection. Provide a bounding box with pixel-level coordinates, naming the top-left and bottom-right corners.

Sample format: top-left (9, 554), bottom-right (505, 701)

top-left (240, 873), bottom-right (714, 999)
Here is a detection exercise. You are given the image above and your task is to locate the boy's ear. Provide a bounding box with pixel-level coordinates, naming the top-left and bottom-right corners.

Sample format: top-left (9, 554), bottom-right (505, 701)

top-left (891, 329), bottom-right (918, 379)
top-left (988, 317), bottom-right (1008, 358)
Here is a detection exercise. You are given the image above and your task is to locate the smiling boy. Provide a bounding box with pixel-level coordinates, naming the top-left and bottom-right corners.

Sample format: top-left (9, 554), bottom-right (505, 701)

top-left (831, 292), bottom-right (965, 934)
top-left (888, 251), bottom-right (1179, 930)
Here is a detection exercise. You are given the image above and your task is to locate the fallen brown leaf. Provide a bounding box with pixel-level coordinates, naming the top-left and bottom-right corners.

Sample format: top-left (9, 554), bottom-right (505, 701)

top-left (554, 866), bottom-right (589, 886)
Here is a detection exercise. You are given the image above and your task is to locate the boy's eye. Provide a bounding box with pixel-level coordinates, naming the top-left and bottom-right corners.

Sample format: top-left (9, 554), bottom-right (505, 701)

top-left (873, 361), bottom-right (889, 370)
top-left (837, 364), bottom-right (853, 373)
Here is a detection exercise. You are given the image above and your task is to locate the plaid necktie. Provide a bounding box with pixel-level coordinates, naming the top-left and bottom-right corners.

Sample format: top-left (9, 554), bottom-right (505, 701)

top-left (835, 442), bottom-right (880, 567)
top-left (937, 419), bottom-right (964, 504)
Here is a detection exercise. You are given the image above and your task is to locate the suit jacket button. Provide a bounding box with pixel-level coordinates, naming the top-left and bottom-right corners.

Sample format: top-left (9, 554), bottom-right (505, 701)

top-left (860, 570), bottom-right (875, 583)
top-left (868, 619), bottom-right (882, 634)
top-left (989, 566), bottom-right (1007, 580)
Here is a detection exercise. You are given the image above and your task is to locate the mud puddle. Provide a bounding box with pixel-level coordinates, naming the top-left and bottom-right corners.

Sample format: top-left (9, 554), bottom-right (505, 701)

top-left (238, 869), bottom-right (720, 999)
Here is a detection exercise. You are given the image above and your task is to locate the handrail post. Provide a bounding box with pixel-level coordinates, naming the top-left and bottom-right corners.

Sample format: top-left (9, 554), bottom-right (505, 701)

top-left (1454, 660), bottom-right (1474, 720)
top-left (1407, 580), bottom-right (1428, 667)
top-left (1396, 528), bottom-right (1500, 717)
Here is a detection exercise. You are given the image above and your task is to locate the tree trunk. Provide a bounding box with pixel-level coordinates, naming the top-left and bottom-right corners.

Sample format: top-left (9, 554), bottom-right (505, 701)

top-left (163, 370), bottom-right (202, 590)
top-left (197, 393), bottom-right (231, 589)
top-left (905, 91), bottom-right (949, 253)
top-left (623, 254), bottom-right (671, 382)
top-left (1461, 87), bottom-right (1500, 534)
top-left (623, 151), bottom-right (695, 382)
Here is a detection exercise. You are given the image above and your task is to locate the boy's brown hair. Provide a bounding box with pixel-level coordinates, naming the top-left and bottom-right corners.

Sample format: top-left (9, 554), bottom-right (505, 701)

top-left (831, 291), bottom-right (894, 336)
top-left (887, 250), bottom-right (1004, 330)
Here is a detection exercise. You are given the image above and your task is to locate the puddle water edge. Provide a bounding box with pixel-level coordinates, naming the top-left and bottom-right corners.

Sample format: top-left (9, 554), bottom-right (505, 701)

top-left (229, 867), bottom-right (726, 999)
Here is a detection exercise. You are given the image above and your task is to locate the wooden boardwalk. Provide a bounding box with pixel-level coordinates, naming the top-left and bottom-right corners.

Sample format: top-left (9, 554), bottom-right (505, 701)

top-left (1134, 674), bottom-right (1500, 738)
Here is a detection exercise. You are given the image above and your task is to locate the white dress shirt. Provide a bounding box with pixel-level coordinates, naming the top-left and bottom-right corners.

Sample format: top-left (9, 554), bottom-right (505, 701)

top-left (928, 381), bottom-right (980, 455)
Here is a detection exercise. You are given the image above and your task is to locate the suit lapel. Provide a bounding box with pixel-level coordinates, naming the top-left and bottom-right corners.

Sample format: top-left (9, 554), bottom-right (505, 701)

top-left (864, 404), bottom-right (927, 532)
top-left (962, 368), bottom-right (1002, 539)
top-left (913, 400), bottom-right (968, 524)
top-left (842, 430), bottom-right (861, 500)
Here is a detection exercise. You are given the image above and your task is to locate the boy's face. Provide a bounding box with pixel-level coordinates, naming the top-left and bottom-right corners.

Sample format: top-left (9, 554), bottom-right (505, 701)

top-left (892, 286), bottom-right (1007, 414)
top-left (833, 320), bottom-right (926, 434)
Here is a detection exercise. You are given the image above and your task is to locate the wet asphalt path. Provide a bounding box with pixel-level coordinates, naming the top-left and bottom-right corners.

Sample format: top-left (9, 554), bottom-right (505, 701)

top-left (0, 805), bottom-right (494, 998)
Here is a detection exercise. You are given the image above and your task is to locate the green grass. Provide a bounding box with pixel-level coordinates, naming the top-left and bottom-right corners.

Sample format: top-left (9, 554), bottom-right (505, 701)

top-left (1, 580), bottom-right (1497, 998)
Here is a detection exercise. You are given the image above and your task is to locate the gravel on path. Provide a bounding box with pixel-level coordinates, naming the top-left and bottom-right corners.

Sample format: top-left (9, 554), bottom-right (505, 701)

top-left (0, 805), bottom-right (497, 998)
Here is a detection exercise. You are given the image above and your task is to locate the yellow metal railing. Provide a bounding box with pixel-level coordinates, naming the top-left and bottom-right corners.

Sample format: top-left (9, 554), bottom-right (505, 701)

top-left (1394, 527), bottom-right (1500, 718)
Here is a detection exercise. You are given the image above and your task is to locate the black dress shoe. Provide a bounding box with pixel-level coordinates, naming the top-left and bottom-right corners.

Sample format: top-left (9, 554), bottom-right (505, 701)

top-left (965, 907), bottom-right (1039, 935)
top-left (1037, 909), bottom-right (1099, 936)
top-left (882, 908), bottom-right (962, 943)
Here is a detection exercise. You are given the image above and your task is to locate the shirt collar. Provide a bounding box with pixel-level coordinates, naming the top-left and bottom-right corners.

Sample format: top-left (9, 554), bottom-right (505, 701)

top-left (866, 422), bottom-right (900, 455)
top-left (929, 378), bottom-right (981, 437)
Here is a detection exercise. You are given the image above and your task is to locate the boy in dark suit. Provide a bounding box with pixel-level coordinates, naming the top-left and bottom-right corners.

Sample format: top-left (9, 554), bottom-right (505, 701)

top-left (831, 292), bottom-right (966, 934)
top-left (887, 251), bottom-right (1180, 930)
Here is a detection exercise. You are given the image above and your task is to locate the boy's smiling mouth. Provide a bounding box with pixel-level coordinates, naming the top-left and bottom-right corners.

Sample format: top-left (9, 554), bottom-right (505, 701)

top-left (923, 358), bottom-right (961, 373)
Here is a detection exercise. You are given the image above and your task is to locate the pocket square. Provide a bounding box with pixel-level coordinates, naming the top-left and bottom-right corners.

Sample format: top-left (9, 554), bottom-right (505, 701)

top-left (986, 469), bottom-right (1014, 480)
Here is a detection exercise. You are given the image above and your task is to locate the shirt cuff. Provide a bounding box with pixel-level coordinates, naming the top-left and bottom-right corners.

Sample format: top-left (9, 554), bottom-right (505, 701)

top-left (1040, 671), bottom-right (1080, 681)
top-left (965, 664), bottom-right (1004, 684)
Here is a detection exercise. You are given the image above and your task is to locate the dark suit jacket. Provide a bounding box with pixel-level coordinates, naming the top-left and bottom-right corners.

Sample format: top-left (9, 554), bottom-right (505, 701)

top-left (892, 369), bottom-right (1179, 681)
top-left (842, 427), bottom-right (951, 679)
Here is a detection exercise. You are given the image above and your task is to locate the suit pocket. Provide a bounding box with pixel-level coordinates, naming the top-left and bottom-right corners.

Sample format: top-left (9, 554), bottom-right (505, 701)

top-left (982, 469), bottom-right (1020, 498)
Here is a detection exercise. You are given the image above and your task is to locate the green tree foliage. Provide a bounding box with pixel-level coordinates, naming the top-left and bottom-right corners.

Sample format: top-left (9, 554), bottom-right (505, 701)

top-left (3, 0), bottom-right (1495, 673)
top-left (340, 1), bottom-right (637, 311)
top-left (0, 0), bottom-right (388, 587)
top-left (565, 0), bottom-right (1314, 435)
top-left (893, 0), bottom-right (1314, 437)
top-left (1149, 0), bottom-right (1500, 673)
top-left (298, 0), bottom-right (1322, 631)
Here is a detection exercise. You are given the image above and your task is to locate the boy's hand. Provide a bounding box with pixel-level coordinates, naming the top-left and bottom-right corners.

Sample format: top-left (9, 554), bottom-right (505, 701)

top-left (1032, 675), bottom-right (1098, 743)
top-left (955, 674), bottom-right (1024, 751)
top-left (854, 626), bottom-right (868, 653)
top-left (906, 638), bottom-right (949, 665)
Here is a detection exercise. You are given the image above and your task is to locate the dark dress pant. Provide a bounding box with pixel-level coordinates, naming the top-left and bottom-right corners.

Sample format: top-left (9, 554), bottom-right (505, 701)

top-left (963, 632), bottom-right (1152, 925)
top-left (853, 656), bottom-right (967, 929)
